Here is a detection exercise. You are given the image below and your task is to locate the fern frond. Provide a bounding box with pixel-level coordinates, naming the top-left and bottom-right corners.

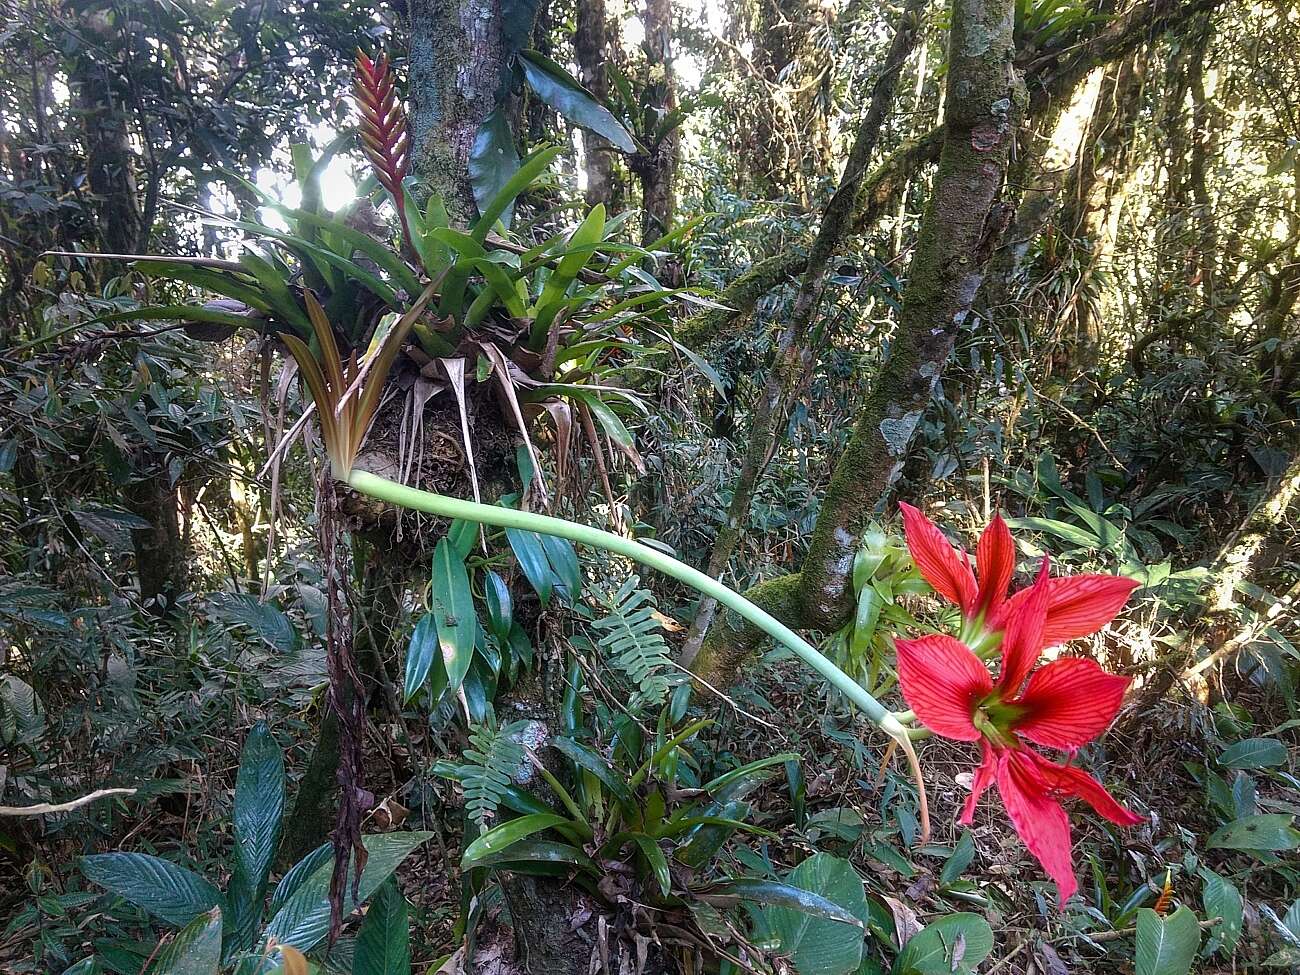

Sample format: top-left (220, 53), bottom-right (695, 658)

top-left (459, 719), bottom-right (527, 830)
top-left (590, 576), bottom-right (674, 707)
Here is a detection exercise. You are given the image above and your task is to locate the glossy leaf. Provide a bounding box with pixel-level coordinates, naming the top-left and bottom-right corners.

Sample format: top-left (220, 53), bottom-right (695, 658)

top-left (469, 109), bottom-right (521, 230)
top-left (80, 853), bottom-right (221, 929)
top-left (517, 51), bottom-right (635, 153)
top-left (1219, 737), bottom-right (1288, 769)
top-left (402, 613), bottom-right (440, 702)
top-left (233, 722), bottom-right (285, 901)
top-left (261, 832), bottom-right (433, 952)
top-left (763, 854), bottom-right (867, 975)
top-left (1135, 906), bottom-right (1201, 975)
top-left (712, 878), bottom-right (864, 926)
top-left (506, 528), bottom-right (556, 606)
top-left (894, 912), bottom-right (994, 975)
top-left (462, 814), bottom-right (569, 866)
top-left (147, 907), bottom-right (222, 975)
top-left (353, 877), bottom-right (410, 975)
top-left (484, 570), bottom-right (513, 642)
top-left (1208, 814), bottom-right (1300, 851)
top-left (431, 538), bottom-right (476, 697)
top-left (1200, 868), bottom-right (1243, 955)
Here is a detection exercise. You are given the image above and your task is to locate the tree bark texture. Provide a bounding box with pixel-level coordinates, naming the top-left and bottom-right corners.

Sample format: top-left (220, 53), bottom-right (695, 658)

top-left (693, 0), bottom-right (1026, 683)
top-left (636, 0), bottom-right (678, 242)
top-left (575, 0), bottom-right (615, 207)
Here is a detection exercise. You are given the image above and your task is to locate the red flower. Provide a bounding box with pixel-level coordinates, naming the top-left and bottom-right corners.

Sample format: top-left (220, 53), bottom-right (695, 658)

top-left (899, 501), bottom-right (1138, 645)
top-left (895, 558), bottom-right (1143, 905)
top-left (354, 50), bottom-right (414, 251)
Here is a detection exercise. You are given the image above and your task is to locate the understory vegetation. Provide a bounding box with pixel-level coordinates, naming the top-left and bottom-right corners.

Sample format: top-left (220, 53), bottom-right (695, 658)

top-left (1, 0), bottom-right (1298, 973)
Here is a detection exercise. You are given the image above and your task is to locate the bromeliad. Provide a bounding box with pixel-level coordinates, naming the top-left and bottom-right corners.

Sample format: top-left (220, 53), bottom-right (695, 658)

top-left (895, 524), bottom-right (1143, 906)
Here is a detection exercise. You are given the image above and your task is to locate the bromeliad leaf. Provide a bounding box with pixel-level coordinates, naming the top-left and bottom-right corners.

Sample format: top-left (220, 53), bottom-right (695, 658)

top-left (79, 853), bottom-right (222, 929)
top-left (462, 813), bottom-right (570, 866)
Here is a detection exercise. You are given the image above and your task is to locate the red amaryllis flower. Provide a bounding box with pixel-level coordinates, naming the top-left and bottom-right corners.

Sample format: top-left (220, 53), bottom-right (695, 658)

top-left (895, 563), bottom-right (1143, 905)
top-left (898, 501), bottom-right (1139, 645)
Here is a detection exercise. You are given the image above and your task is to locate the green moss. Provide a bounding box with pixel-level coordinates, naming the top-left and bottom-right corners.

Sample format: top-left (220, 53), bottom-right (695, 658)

top-left (690, 572), bottom-right (807, 689)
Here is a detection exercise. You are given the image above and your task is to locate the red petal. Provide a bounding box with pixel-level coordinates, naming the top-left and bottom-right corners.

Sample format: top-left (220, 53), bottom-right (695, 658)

top-left (959, 740), bottom-right (998, 824)
top-left (996, 749), bottom-right (1078, 906)
top-left (1003, 574), bottom-right (1139, 646)
top-left (895, 634), bottom-right (991, 741)
top-left (1026, 751), bottom-right (1144, 827)
top-left (975, 513), bottom-right (1015, 618)
top-left (998, 561), bottom-right (1051, 694)
top-left (1013, 657), bottom-right (1130, 750)
top-left (899, 502), bottom-right (977, 613)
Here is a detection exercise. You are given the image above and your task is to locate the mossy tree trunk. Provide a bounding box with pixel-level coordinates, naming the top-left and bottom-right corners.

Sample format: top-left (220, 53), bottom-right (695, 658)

top-left (679, 0), bottom-right (929, 666)
top-left (575, 0), bottom-right (615, 208)
top-left (693, 0), bottom-right (1026, 684)
top-left (635, 0), bottom-right (678, 243)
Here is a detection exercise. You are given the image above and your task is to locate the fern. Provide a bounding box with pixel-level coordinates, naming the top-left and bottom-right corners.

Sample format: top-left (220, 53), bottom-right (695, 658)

top-left (590, 576), bottom-right (674, 707)
top-left (458, 719), bottom-right (527, 830)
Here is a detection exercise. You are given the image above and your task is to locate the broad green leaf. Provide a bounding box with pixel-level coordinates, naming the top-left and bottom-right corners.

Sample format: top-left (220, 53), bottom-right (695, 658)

top-left (462, 814), bottom-right (570, 866)
top-left (352, 877), bottom-right (410, 975)
top-left (472, 145), bottom-right (563, 243)
top-left (538, 534), bottom-right (581, 603)
top-left (1219, 737), bottom-right (1288, 769)
top-left (939, 830), bottom-right (977, 886)
top-left (484, 570), bottom-right (512, 642)
top-left (1004, 515), bottom-right (1100, 550)
top-left (517, 51), bottom-right (635, 153)
top-left (402, 613), bottom-right (440, 702)
top-left (147, 907), bottom-right (222, 975)
top-left (1200, 868), bottom-right (1243, 954)
top-left (630, 834), bottom-right (671, 897)
top-left (233, 722), bottom-right (285, 900)
top-left (261, 831), bottom-right (434, 952)
top-left (469, 838), bottom-right (595, 872)
top-left (506, 528), bottom-right (556, 606)
top-left (531, 205), bottom-right (607, 343)
top-left (1208, 814), bottom-right (1300, 851)
top-left (268, 842), bottom-right (332, 916)
top-left (552, 737), bottom-right (632, 804)
top-left (713, 878), bottom-right (863, 927)
top-left (80, 853), bottom-right (222, 929)
top-left (1135, 906), bottom-right (1201, 975)
top-left (763, 853), bottom-right (867, 975)
top-left (469, 110), bottom-right (522, 231)
top-left (431, 538), bottom-right (477, 697)
top-left (894, 912), bottom-right (994, 975)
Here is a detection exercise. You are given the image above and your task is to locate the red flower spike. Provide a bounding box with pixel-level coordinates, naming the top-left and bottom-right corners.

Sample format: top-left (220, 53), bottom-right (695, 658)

top-left (354, 49), bottom-right (414, 251)
top-left (893, 514), bottom-right (1143, 906)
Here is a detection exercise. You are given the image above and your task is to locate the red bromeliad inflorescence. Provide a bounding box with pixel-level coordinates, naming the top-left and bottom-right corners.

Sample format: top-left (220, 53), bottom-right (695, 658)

top-left (894, 504), bottom-right (1143, 906)
top-left (354, 49), bottom-right (413, 250)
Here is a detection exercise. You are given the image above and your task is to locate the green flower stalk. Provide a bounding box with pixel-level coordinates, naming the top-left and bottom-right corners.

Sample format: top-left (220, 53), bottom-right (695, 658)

top-left (282, 301), bottom-right (931, 840)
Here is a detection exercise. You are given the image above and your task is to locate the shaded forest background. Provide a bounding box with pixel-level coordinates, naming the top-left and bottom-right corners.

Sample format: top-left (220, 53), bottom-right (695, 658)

top-left (1, 0), bottom-right (1299, 973)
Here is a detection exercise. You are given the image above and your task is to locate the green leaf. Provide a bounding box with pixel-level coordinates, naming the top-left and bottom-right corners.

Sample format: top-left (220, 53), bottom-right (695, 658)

top-left (1200, 868), bottom-right (1243, 955)
top-left (1004, 516), bottom-right (1101, 550)
top-left (352, 877), bottom-right (410, 975)
top-left (506, 528), bottom-right (556, 607)
top-left (403, 613), bottom-right (440, 702)
top-left (484, 570), bottom-right (513, 642)
top-left (530, 205), bottom-right (608, 344)
top-left (763, 853), bottom-right (867, 975)
top-left (146, 907), bottom-right (222, 975)
top-left (552, 737), bottom-right (632, 804)
top-left (939, 830), bottom-right (977, 886)
top-left (472, 145), bottom-right (563, 244)
top-left (894, 912), bottom-right (994, 975)
top-left (713, 878), bottom-right (864, 927)
top-left (80, 853), bottom-right (221, 929)
top-left (261, 831), bottom-right (434, 952)
top-left (233, 722), bottom-right (285, 901)
top-left (701, 754), bottom-right (801, 797)
top-left (517, 51), bottom-right (635, 153)
top-left (1208, 814), bottom-right (1300, 851)
top-left (539, 534), bottom-right (581, 603)
top-left (1135, 906), bottom-right (1201, 975)
top-left (469, 110), bottom-right (522, 230)
top-left (470, 838), bottom-right (595, 873)
top-left (1219, 737), bottom-right (1288, 769)
top-left (630, 834), bottom-right (671, 897)
top-left (462, 814), bottom-right (570, 866)
top-left (431, 538), bottom-right (477, 697)
top-left (269, 842), bottom-right (332, 916)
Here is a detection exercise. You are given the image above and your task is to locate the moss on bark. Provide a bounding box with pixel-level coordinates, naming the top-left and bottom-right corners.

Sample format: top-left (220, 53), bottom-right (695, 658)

top-left (690, 572), bottom-right (807, 688)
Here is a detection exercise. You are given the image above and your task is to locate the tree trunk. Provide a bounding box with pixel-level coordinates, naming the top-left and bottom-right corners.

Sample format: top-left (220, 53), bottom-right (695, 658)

top-left (123, 476), bottom-right (187, 613)
top-left (575, 0), bottom-right (615, 207)
top-left (694, 0), bottom-right (1026, 683)
top-left (637, 0), bottom-right (677, 243)
top-left (679, 0), bottom-right (928, 666)
top-left (407, 0), bottom-right (510, 224)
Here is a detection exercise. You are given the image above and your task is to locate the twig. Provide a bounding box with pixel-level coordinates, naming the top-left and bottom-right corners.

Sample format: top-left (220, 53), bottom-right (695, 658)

top-left (0, 787), bottom-right (137, 817)
top-left (1061, 917), bottom-right (1221, 944)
